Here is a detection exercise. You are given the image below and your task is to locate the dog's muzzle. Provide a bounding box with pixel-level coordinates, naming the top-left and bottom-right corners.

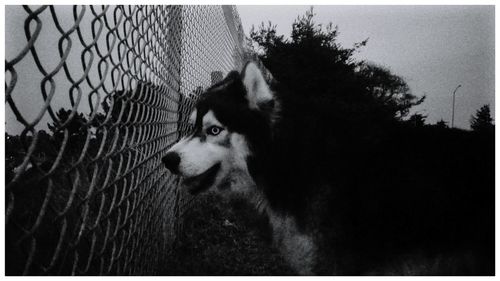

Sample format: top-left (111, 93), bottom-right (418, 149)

top-left (162, 151), bottom-right (221, 194)
top-left (182, 163), bottom-right (221, 194)
top-left (162, 152), bottom-right (180, 174)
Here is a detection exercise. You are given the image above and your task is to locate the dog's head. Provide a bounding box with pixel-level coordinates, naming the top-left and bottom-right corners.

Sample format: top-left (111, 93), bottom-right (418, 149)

top-left (162, 62), bottom-right (276, 195)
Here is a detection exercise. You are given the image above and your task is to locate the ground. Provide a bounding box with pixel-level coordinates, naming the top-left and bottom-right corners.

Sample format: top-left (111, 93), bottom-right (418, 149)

top-left (162, 193), bottom-right (293, 275)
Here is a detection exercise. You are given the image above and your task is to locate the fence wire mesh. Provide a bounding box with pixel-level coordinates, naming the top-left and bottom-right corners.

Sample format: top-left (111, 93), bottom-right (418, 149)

top-left (5, 5), bottom-right (249, 275)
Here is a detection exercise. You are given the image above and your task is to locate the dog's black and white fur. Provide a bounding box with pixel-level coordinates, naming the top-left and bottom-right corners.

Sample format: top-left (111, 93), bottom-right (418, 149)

top-left (163, 62), bottom-right (494, 275)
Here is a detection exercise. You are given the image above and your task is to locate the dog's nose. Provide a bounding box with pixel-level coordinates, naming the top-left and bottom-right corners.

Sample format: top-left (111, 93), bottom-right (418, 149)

top-left (162, 152), bottom-right (180, 174)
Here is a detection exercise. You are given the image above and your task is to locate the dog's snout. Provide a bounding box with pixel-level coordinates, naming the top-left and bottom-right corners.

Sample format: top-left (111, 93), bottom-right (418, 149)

top-left (162, 152), bottom-right (180, 174)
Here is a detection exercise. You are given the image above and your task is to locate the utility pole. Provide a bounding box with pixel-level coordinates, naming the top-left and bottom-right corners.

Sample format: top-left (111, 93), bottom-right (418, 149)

top-left (451, 84), bottom-right (461, 128)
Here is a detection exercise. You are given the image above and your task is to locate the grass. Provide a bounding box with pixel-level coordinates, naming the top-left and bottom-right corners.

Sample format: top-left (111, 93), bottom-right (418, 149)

top-left (162, 193), bottom-right (293, 275)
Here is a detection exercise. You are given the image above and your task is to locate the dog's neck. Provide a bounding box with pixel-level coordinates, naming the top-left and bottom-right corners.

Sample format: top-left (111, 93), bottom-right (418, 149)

top-left (245, 184), bottom-right (316, 275)
top-left (248, 187), bottom-right (270, 215)
top-left (237, 97), bottom-right (315, 274)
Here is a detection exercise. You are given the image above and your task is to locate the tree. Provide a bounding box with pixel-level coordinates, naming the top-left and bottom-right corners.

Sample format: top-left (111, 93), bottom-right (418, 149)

top-left (250, 7), bottom-right (365, 95)
top-left (357, 63), bottom-right (425, 119)
top-left (435, 119), bottom-right (448, 129)
top-left (406, 113), bottom-right (427, 127)
top-left (470, 104), bottom-right (494, 132)
top-left (47, 108), bottom-right (90, 157)
top-left (48, 108), bottom-right (88, 139)
top-left (249, 7), bottom-right (424, 122)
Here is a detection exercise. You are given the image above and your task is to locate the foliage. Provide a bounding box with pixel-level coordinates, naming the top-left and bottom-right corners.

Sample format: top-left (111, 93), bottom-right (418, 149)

top-left (435, 119), bottom-right (448, 129)
top-left (47, 108), bottom-right (89, 138)
top-left (163, 194), bottom-right (292, 275)
top-left (249, 7), bottom-right (424, 122)
top-left (250, 7), bottom-right (364, 95)
top-left (470, 104), bottom-right (494, 132)
top-left (406, 113), bottom-right (427, 127)
top-left (357, 63), bottom-right (425, 119)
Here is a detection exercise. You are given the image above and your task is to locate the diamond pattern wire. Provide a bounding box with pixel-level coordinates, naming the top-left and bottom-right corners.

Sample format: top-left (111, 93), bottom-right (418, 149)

top-left (5, 5), bottom-right (248, 275)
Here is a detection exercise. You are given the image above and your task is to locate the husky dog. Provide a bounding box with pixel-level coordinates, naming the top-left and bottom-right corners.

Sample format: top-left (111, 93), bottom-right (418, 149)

top-left (163, 62), bottom-right (494, 275)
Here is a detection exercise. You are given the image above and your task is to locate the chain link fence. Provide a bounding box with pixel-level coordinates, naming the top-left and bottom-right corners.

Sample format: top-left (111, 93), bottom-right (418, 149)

top-left (5, 5), bottom-right (252, 275)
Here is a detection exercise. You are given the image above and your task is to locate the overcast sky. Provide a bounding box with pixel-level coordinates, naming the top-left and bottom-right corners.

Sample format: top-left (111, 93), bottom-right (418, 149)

top-left (5, 5), bottom-right (494, 133)
top-left (237, 5), bottom-right (495, 129)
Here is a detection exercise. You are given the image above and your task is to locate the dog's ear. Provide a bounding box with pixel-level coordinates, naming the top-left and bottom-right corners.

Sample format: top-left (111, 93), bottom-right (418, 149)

top-left (241, 62), bottom-right (273, 110)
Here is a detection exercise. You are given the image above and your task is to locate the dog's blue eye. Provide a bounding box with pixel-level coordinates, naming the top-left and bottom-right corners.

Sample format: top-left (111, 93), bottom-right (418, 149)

top-left (208, 126), bottom-right (222, 136)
